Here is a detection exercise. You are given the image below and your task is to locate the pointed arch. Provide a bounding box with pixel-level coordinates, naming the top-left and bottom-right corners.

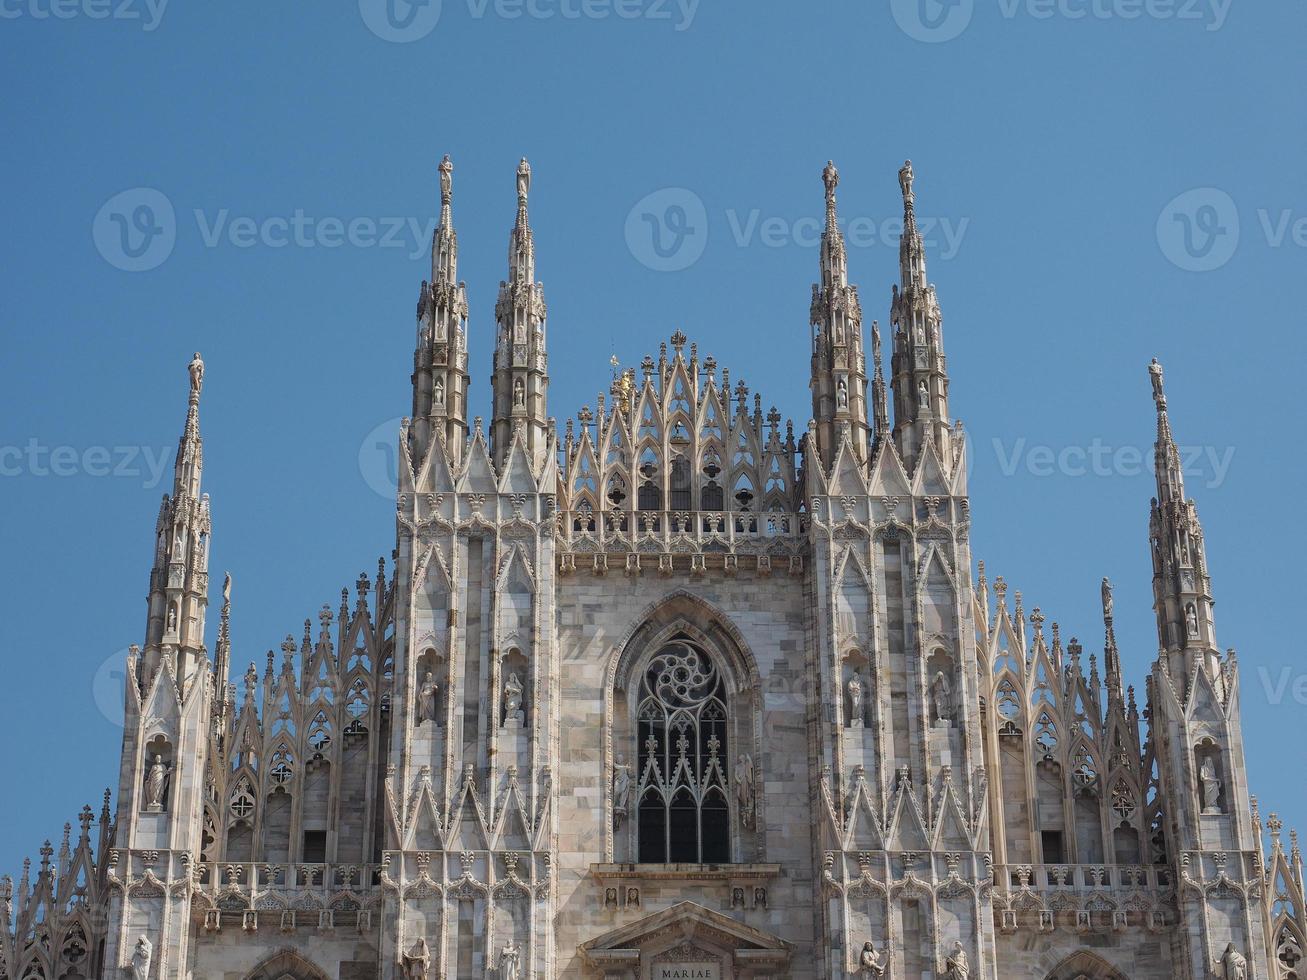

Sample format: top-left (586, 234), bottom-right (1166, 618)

top-left (242, 948), bottom-right (330, 980)
top-left (1042, 949), bottom-right (1128, 979)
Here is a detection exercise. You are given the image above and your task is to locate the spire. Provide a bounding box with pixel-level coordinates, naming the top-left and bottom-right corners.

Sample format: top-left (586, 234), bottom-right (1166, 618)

top-left (870, 319), bottom-right (890, 446)
top-left (1147, 359), bottom-right (1219, 678)
top-left (213, 572), bottom-right (233, 730)
top-left (889, 160), bottom-right (952, 470)
top-left (412, 154), bottom-right (471, 468)
top-left (808, 160), bottom-right (869, 467)
top-left (492, 157), bottom-right (550, 471)
top-left (144, 353), bottom-right (212, 689)
top-left (1101, 576), bottom-right (1124, 704)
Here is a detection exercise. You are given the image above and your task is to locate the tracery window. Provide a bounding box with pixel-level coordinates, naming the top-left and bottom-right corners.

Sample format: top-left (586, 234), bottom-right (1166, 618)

top-left (636, 638), bottom-right (731, 864)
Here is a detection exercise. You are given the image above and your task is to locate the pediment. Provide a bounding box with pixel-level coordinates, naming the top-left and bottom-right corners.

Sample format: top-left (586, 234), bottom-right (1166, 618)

top-left (580, 900), bottom-right (793, 975)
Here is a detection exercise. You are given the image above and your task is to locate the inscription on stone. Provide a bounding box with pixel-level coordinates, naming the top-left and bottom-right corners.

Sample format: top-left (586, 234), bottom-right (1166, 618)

top-left (654, 966), bottom-right (719, 980)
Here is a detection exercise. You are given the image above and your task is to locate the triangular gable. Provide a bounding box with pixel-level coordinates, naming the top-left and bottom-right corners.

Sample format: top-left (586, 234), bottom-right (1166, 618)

top-left (580, 901), bottom-right (794, 966)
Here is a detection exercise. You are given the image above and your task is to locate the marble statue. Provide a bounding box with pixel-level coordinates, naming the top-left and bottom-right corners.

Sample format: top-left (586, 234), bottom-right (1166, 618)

top-left (858, 941), bottom-right (887, 977)
top-left (400, 937), bottom-right (430, 980)
top-left (944, 941), bottom-right (969, 980)
top-left (438, 154), bottom-right (452, 203)
top-left (188, 351), bottom-right (204, 394)
top-left (736, 753), bottom-right (756, 829)
top-left (145, 755), bottom-right (169, 812)
top-left (848, 670), bottom-right (866, 728)
top-left (612, 754), bottom-right (631, 825)
top-left (1218, 942), bottom-right (1247, 979)
top-left (837, 379), bottom-right (849, 408)
top-left (516, 158), bottom-right (530, 202)
top-left (1201, 757), bottom-right (1223, 813)
top-left (503, 671), bottom-right (524, 727)
top-left (434, 378), bottom-right (445, 407)
top-left (499, 941), bottom-right (521, 980)
top-left (130, 935), bottom-right (152, 980)
top-left (418, 671), bottom-right (439, 725)
top-left (1101, 576), bottom-right (1113, 620)
top-left (932, 670), bottom-right (953, 723)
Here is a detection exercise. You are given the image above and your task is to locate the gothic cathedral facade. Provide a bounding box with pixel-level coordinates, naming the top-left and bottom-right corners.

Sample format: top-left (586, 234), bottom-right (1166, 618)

top-left (3, 158), bottom-right (1304, 980)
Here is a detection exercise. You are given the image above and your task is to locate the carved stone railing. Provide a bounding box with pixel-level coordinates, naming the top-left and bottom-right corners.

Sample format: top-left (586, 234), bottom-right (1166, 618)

top-left (190, 863), bottom-right (383, 933)
top-left (557, 508), bottom-right (808, 564)
top-left (992, 864), bottom-right (1174, 934)
top-left (997, 863), bottom-right (1170, 892)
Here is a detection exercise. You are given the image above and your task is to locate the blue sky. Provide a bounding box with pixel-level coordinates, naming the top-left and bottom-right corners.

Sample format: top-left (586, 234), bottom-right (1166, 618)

top-left (1, 0), bottom-right (1304, 876)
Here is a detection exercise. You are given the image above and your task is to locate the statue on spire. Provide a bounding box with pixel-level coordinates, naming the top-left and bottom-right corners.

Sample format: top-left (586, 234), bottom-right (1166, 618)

top-left (1101, 577), bottom-right (1114, 622)
top-left (1149, 357), bottom-right (1166, 407)
top-left (517, 157), bottom-right (531, 206)
top-left (439, 154), bottom-right (453, 206)
top-left (898, 159), bottom-right (915, 206)
top-left (188, 352), bottom-right (204, 397)
top-left (823, 159), bottom-right (839, 223)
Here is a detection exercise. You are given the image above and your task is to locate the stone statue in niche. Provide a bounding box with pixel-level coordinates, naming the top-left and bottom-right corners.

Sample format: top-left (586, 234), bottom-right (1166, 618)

top-left (513, 377), bottom-right (525, 408)
top-left (1217, 942), bottom-right (1247, 979)
top-left (400, 937), bottom-right (430, 980)
top-left (1200, 756), bottom-right (1223, 813)
top-left (932, 670), bottom-right (954, 724)
top-left (848, 670), bottom-right (866, 729)
top-left (837, 379), bottom-right (849, 408)
top-left (1187, 604), bottom-right (1199, 638)
top-left (604, 887), bottom-right (617, 910)
top-left (166, 605), bottom-right (177, 632)
top-left (943, 941), bottom-right (970, 980)
top-left (144, 755), bottom-right (170, 812)
top-left (918, 379), bottom-right (929, 408)
top-left (417, 671), bottom-right (439, 726)
top-left (503, 671), bottom-right (525, 728)
top-left (736, 754), bottom-right (756, 830)
top-left (433, 378), bottom-right (445, 408)
top-left (858, 941), bottom-right (887, 977)
top-left (130, 935), bottom-right (152, 980)
top-left (612, 754), bottom-right (631, 826)
top-left (499, 941), bottom-right (521, 980)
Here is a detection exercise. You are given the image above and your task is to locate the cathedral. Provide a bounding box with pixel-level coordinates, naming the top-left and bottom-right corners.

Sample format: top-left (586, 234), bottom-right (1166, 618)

top-left (4, 155), bottom-right (1305, 980)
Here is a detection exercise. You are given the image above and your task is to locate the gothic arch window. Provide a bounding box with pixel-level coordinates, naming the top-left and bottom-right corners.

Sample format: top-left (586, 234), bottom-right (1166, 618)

top-left (669, 455), bottom-right (692, 510)
top-left (636, 637), bottom-right (731, 864)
